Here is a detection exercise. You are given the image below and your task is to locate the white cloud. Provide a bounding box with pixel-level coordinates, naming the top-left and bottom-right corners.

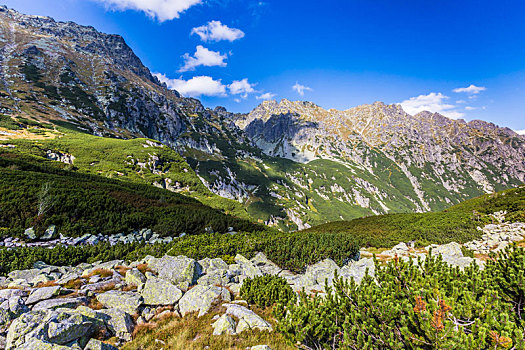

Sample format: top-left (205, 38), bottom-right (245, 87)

top-left (256, 92), bottom-right (276, 100)
top-left (292, 82), bottom-right (312, 96)
top-left (399, 92), bottom-right (464, 119)
top-left (465, 106), bottom-right (477, 111)
top-left (516, 129), bottom-right (525, 135)
top-left (179, 45), bottom-right (227, 72)
top-left (228, 78), bottom-right (256, 98)
top-left (456, 99), bottom-right (466, 104)
top-left (191, 20), bottom-right (245, 42)
top-left (154, 73), bottom-right (226, 97)
top-left (93, 0), bottom-right (201, 21)
top-left (453, 84), bottom-right (486, 94)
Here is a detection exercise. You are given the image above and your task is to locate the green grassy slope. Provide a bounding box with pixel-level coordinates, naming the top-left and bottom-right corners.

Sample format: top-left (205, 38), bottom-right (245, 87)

top-left (303, 185), bottom-right (525, 248)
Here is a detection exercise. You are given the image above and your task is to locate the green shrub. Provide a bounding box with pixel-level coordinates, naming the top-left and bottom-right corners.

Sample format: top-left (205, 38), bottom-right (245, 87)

top-left (275, 245), bottom-right (525, 349)
top-left (240, 275), bottom-right (296, 308)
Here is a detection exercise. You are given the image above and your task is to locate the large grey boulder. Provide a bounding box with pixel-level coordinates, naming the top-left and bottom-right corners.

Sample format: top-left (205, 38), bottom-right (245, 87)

top-left (41, 225), bottom-right (57, 240)
top-left (26, 286), bottom-right (62, 304)
top-left (0, 296), bottom-right (29, 316)
top-left (198, 258), bottom-right (229, 274)
top-left (24, 227), bottom-right (36, 240)
top-left (0, 309), bottom-right (15, 332)
top-left (179, 285), bottom-right (231, 317)
top-left (212, 314), bottom-right (236, 335)
top-left (96, 291), bottom-right (142, 315)
top-left (141, 277), bottom-right (182, 305)
top-left (95, 308), bottom-right (134, 341)
top-left (234, 254), bottom-right (263, 279)
top-left (340, 258), bottom-right (375, 285)
top-left (8, 268), bottom-right (41, 281)
top-left (223, 303), bottom-right (272, 333)
top-left (0, 289), bottom-right (27, 299)
top-left (124, 268), bottom-right (146, 289)
top-left (197, 270), bottom-right (230, 286)
top-left (32, 297), bottom-right (87, 311)
top-left (15, 338), bottom-right (76, 349)
top-left (6, 309), bottom-right (100, 349)
top-left (305, 259), bottom-right (340, 285)
top-left (251, 252), bottom-right (281, 275)
top-left (46, 312), bottom-right (95, 345)
top-left (148, 255), bottom-right (202, 290)
top-left (431, 242), bottom-right (473, 269)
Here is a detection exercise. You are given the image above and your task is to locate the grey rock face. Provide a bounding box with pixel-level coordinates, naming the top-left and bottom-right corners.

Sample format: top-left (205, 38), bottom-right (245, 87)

top-left (32, 297), bottom-right (87, 312)
top-left (124, 268), bottom-right (146, 289)
top-left (212, 314), bottom-right (236, 335)
top-left (148, 255), bottom-right (202, 290)
top-left (96, 291), bottom-right (142, 315)
top-left (26, 286), bottom-right (61, 304)
top-left (178, 285), bottom-right (231, 317)
top-left (141, 277), bottom-right (182, 305)
top-left (84, 338), bottom-right (119, 350)
top-left (223, 303), bottom-right (272, 333)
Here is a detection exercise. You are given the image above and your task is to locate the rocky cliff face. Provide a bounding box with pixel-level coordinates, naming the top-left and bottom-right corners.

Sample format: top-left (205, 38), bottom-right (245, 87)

top-left (1, 6), bottom-right (524, 230)
top-left (235, 99), bottom-right (525, 212)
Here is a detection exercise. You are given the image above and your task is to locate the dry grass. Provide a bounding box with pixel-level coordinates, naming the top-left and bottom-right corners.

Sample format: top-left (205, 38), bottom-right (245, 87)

top-left (63, 278), bottom-right (85, 290)
top-left (86, 268), bottom-right (114, 279)
top-left (122, 284), bottom-right (137, 292)
top-left (136, 264), bottom-right (153, 275)
top-left (122, 306), bottom-right (293, 350)
top-left (115, 265), bottom-right (130, 276)
top-left (88, 297), bottom-right (104, 310)
top-left (35, 280), bottom-right (58, 288)
top-left (93, 281), bottom-right (117, 294)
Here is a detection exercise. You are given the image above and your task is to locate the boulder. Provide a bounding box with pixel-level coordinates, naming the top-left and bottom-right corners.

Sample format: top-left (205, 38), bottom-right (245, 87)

top-left (84, 338), bottom-right (119, 350)
top-left (148, 255), bottom-right (202, 290)
top-left (251, 252), bottom-right (281, 275)
top-left (234, 254), bottom-right (263, 278)
top-left (124, 268), bottom-right (146, 289)
top-left (0, 289), bottom-right (27, 299)
top-left (96, 291), bottom-right (142, 315)
top-left (6, 309), bottom-right (100, 349)
top-left (26, 286), bottom-right (61, 304)
top-left (197, 270), bottom-right (230, 286)
top-left (15, 338), bottom-right (76, 349)
top-left (212, 314), bottom-right (236, 335)
top-left (32, 297), bottom-right (87, 311)
top-left (223, 303), bottom-right (272, 333)
top-left (178, 285), bottom-right (231, 317)
top-left (96, 308), bottom-right (134, 341)
top-left (46, 312), bottom-right (95, 345)
top-left (141, 277), bottom-right (182, 305)
top-left (24, 227), bottom-right (36, 240)
top-left (41, 225), bottom-right (56, 240)
top-left (198, 258), bottom-right (229, 274)
top-left (1, 296), bottom-right (29, 316)
top-left (340, 258), bottom-right (375, 285)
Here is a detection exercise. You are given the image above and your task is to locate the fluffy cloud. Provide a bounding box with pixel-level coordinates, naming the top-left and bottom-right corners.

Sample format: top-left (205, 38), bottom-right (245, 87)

top-left (191, 21), bottom-right (245, 42)
top-left (154, 73), bottom-right (226, 97)
top-left (256, 92), bottom-right (276, 100)
top-left (516, 130), bottom-right (525, 135)
top-left (228, 78), bottom-right (256, 98)
top-left (464, 106), bottom-right (477, 111)
top-left (292, 82), bottom-right (312, 96)
top-left (179, 45), bottom-right (228, 72)
top-left (93, 0), bottom-right (201, 21)
top-left (399, 92), bottom-right (464, 119)
top-left (453, 84), bottom-right (486, 94)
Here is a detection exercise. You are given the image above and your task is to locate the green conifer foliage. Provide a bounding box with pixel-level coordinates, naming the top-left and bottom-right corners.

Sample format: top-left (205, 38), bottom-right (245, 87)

top-left (276, 246), bottom-right (525, 349)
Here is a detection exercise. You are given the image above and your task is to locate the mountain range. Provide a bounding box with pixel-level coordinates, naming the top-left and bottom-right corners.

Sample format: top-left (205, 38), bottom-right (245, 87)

top-left (1, 5), bottom-right (524, 230)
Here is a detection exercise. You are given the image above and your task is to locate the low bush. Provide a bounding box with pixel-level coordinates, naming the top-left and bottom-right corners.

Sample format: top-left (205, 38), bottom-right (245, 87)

top-left (240, 275), bottom-right (296, 308)
top-left (275, 245), bottom-right (525, 349)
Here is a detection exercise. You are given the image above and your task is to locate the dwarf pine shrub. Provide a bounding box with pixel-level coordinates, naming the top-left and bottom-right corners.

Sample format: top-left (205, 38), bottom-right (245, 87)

top-left (275, 245), bottom-right (525, 349)
top-left (241, 275), bottom-right (296, 308)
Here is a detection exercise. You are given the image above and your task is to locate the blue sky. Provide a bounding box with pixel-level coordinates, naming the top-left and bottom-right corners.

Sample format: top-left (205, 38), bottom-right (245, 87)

top-left (3, 0), bottom-right (525, 132)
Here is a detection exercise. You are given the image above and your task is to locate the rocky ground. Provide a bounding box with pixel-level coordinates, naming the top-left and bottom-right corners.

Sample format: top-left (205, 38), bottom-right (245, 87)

top-left (0, 216), bottom-right (523, 349)
top-left (1, 228), bottom-right (180, 249)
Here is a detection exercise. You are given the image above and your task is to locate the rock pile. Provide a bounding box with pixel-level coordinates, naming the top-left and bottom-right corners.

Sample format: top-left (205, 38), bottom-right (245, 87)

top-left (464, 222), bottom-right (525, 255)
top-left (2, 228), bottom-right (175, 249)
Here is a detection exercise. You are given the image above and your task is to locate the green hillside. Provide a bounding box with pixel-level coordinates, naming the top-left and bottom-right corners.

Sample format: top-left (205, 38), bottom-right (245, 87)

top-left (304, 185), bottom-right (525, 248)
